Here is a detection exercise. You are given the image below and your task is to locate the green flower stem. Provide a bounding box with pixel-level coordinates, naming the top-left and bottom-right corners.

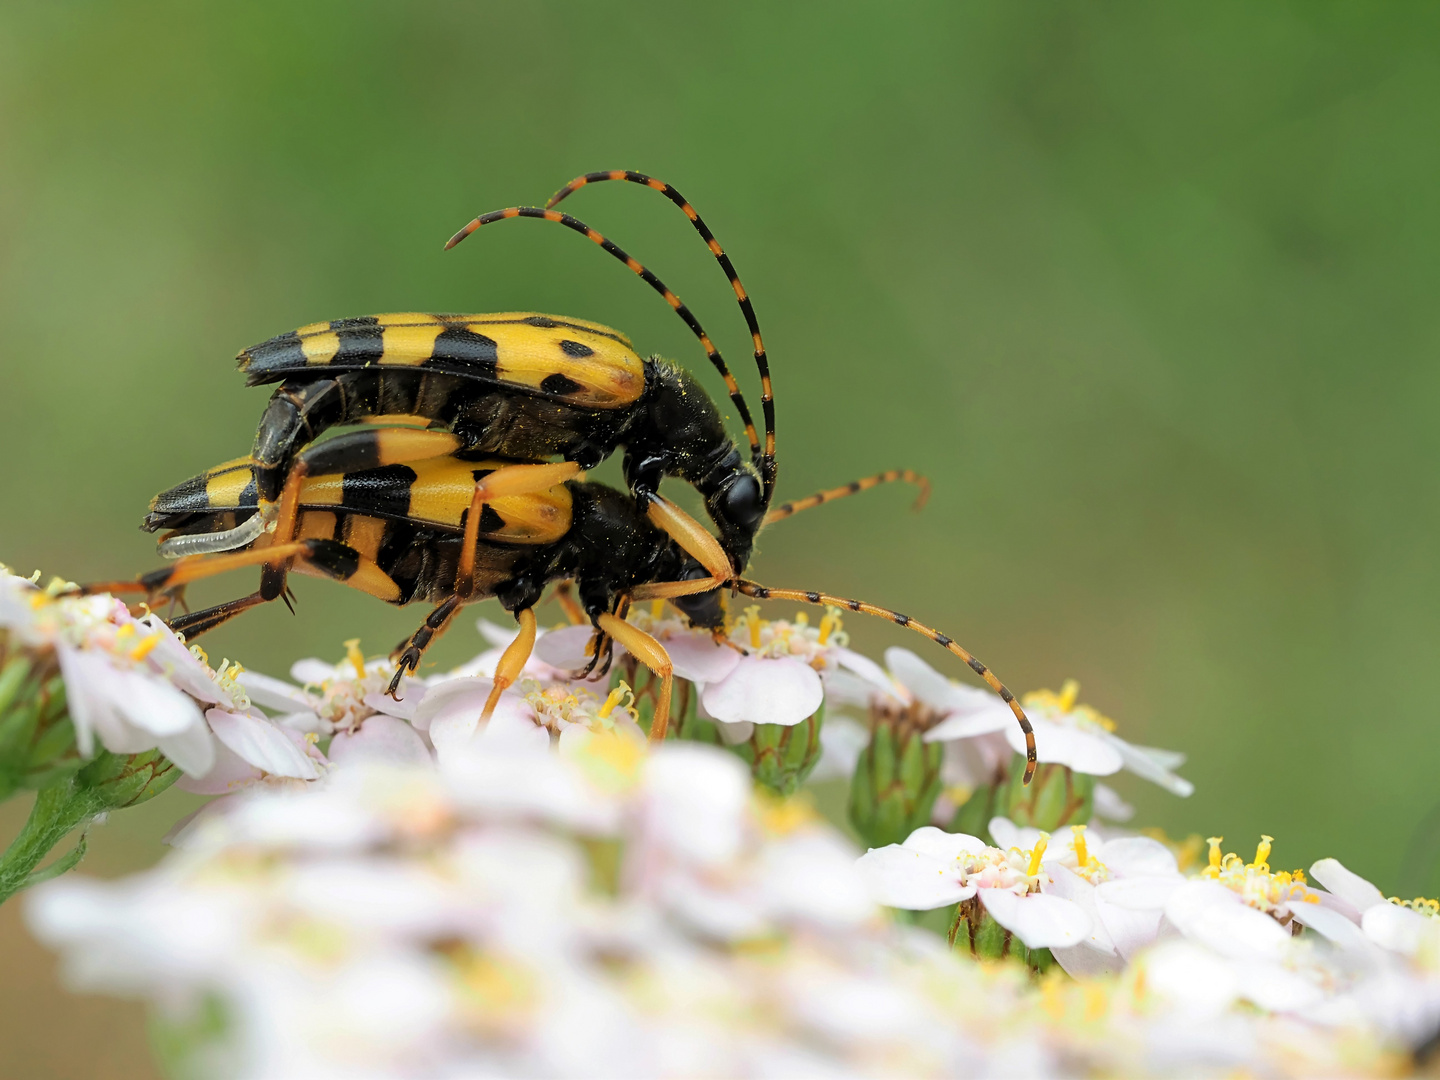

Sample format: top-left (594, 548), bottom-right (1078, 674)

top-left (0, 748), bottom-right (179, 904)
top-left (0, 779), bottom-right (107, 903)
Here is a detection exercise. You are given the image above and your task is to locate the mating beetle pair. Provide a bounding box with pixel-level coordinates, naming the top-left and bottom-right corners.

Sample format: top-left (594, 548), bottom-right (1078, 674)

top-left (89, 170), bottom-right (1037, 775)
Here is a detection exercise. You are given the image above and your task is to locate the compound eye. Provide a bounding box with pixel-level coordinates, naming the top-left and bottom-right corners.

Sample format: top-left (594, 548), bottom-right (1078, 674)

top-left (720, 474), bottom-right (764, 531)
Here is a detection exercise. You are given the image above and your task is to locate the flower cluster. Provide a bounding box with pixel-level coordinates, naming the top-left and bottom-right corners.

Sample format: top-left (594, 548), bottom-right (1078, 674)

top-left (7, 567), bottom-right (1440, 1076)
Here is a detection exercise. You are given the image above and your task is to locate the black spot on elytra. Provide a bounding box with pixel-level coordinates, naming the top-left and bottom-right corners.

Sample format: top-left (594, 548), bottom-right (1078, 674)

top-left (558, 339), bottom-right (594, 358)
top-left (524, 316), bottom-right (557, 328)
top-left (541, 373), bottom-right (584, 395)
top-left (429, 327), bottom-right (498, 374)
top-left (477, 505), bottom-right (506, 533)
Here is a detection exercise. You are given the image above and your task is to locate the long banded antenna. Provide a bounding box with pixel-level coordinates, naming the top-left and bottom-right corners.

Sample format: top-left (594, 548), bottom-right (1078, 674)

top-left (734, 578), bottom-right (1036, 784)
top-left (546, 171), bottom-right (777, 502)
top-left (764, 469), bottom-right (930, 526)
top-left (446, 206), bottom-right (760, 462)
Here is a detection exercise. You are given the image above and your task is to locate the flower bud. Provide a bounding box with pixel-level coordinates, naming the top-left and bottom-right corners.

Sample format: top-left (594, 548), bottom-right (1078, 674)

top-left (728, 706), bottom-right (825, 796)
top-left (997, 754), bottom-right (1094, 833)
top-left (948, 895), bottom-right (1055, 974)
top-left (849, 703), bottom-right (943, 849)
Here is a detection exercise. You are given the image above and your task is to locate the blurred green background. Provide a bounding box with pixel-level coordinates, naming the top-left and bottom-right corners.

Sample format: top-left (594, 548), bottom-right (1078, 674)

top-left (4, 1), bottom-right (1440, 1073)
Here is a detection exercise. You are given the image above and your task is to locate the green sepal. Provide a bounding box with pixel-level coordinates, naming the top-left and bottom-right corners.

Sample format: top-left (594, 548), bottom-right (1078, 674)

top-left (948, 895), bottom-right (1057, 974)
top-left (849, 725), bottom-right (942, 849)
top-left (1000, 754), bottom-right (1095, 831)
top-left (729, 705), bottom-right (825, 796)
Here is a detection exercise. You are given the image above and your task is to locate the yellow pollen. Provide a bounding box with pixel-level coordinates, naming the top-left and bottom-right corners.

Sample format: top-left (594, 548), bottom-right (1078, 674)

top-left (1058, 679), bottom-right (1080, 712)
top-left (1071, 824), bottom-right (1089, 866)
top-left (1027, 833), bottom-right (1049, 877)
top-left (344, 638), bottom-right (367, 680)
top-left (1207, 836), bottom-right (1223, 871)
top-left (1250, 835), bottom-right (1273, 873)
top-left (649, 599), bottom-right (665, 618)
top-left (128, 634), bottom-right (162, 662)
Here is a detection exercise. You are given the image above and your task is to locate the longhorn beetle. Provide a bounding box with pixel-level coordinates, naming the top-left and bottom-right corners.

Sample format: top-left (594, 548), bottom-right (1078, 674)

top-left (229, 171), bottom-right (775, 587)
top-left (89, 438), bottom-right (1037, 779)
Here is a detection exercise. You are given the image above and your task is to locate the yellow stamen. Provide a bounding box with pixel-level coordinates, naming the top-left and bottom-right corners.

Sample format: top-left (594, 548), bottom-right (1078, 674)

top-left (344, 638), bottom-right (367, 681)
top-left (744, 605), bottom-right (762, 650)
top-left (1250, 834), bottom-right (1273, 873)
top-left (793, 610), bottom-right (808, 626)
top-left (128, 634), bottom-right (162, 662)
top-left (649, 599), bottom-right (665, 618)
top-left (597, 683), bottom-right (630, 719)
top-left (1206, 836), bottom-right (1223, 872)
top-left (1027, 833), bottom-right (1049, 877)
top-left (817, 611), bottom-right (841, 646)
top-left (1071, 824), bottom-right (1089, 867)
top-left (1057, 679), bottom-right (1080, 712)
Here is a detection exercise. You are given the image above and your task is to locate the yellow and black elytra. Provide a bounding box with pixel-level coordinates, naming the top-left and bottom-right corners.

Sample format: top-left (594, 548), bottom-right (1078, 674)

top-left (239, 170), bottom-right (775, 578)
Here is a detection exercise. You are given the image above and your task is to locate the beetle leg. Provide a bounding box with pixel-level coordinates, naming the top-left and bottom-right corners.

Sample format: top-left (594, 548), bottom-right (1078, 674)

top-left (167, 591), bottom-right (272, 639)
top-left (480, 608), bottom-right (537, 721)
top-left (552, 581), bottom-right (585, 625)
top-left (595, 613), bottom-right (673, 740)
top-left (388, 594), bottom-right (463, 698)
top-left (642, 494), bottom-right (732, 587)
top-left (457, 462), bottom-right (584, 596)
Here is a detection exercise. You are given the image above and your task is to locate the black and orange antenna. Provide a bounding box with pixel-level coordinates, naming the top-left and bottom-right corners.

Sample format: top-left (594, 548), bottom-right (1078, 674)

top-left (445, 206), bottom-right (761, 465)
top-left (546, 171), bottom-right (777, 503)
top-left (734, 578), bottom-right (1037, 784)
top-left (764, 469), bottom-right (930, 526)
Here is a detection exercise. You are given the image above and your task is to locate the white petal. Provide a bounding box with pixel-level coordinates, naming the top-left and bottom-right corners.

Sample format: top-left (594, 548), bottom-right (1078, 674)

top-left (476, 618), bottom-right (520, 648)
top-left (854, 846), bottom-right (974, 910)
top-left (1044, 864), bottom-right (1115, 953)
top-left (205, 709), bottom-right (322, 780)
top-left (713, 720), bottom-right (754, 746)
top-left (701, 656), bottom-right (822, 726)
top-left (1165, 881), bottom-right (1289, 960)
top-left (979, 888), bottom-right (1091, 949)
top-left (883, 647), bottom-right (961, 712)
top-left (1104, 734), bottom-right (1194, 796)
top-left (1092, 782), bottom-right (1135, 822)
top-left (328, 716), bottom-right (433, 768)
top-left (902, 826), bottom-right (987, 860)
top-left (642, 745), bottom-right (751, 866)
top-left (290, 658), bottom-right (339, 685)
top-left (411, 678), bottom-right (492, 732)
top-left (1309, 857), bottom-right (1386, 912)
top-left (1052, 943), bottom-right (1126, 978)
top-left (1362, 902), bottom-right (1431, 956)
top-left (1234, 959), bottom-right (1324, 1012)
top-left (532, 624), bottom-right (604, 670)
top-left (113, 669), bottom-right (206, 737)
top-left (1094, 893), bottom-right (1165, 960)
top-left (1007, 717), bottom-right (1123, 775)
top-left (1290, 902), bottom-right (1377, 953)
top-left (1095, 836), bottom-right (1178, 878)
top-left (1095, 876), bottom-right (1184, 912)
top-left (238, 670), bottom-right (315, 712)
top-left (831, 648), bottom-right (901, 701)
top-left (156, 721), bottom-right (217, 778)
top-left (923, 704), bottom-right (1012, 742)
top-left (175, 738), bottom-right (262, 795)
top-left (1129, 744), bottom-right (1186, 770)
top-left (662, 633), bottom-right (741, 684)
top-left (363, 688), bottom-right (424, 723)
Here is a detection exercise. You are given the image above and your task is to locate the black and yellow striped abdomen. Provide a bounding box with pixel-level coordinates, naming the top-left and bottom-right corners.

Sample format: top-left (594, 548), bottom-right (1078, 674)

top-left (147, 454), bottom-right (573, 546)
top-left (238, 312), bottom-right (645, 409)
